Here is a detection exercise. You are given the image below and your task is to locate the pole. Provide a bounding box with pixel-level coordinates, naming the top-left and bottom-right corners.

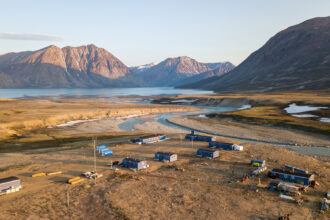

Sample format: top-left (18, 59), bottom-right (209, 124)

top-left (67, 189), bottom-right (70, 218)
top-left (93, 138), bottom-right (97, 185)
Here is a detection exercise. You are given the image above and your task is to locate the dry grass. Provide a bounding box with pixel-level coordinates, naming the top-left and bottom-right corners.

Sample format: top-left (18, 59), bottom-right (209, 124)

top-left (177, 91), bottom-right (330, 106)
top-left (0, 99), bottom-right (195, 140)
top-left (211, 106), bottom-right (330, 135)
top-left (0, 135), bottom-right (329, 219)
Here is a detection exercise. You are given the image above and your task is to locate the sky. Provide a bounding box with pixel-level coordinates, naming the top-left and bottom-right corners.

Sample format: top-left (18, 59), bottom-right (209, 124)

top-left (1, 0), bottom-right (329, 66)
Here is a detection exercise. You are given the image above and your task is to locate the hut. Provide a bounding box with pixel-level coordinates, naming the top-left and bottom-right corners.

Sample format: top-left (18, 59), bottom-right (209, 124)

top-left (121, 158), bottom-right (148, 170)
top-left (268, 168), bottom-right (315, 186)
top-left (185, 130), bottom-right (215, 142)
top-left (154, 152), bottom-right (177, 162)
top-left (209, 141), bottom-right (243, 151)
top-left (0, 176), bottom-right (21, 194)
top-left (250, 159), bottom-right (266, 167)
top-left (96, 145), bottom-right (112, 156)
top-left (196, 148), bottom-right (219, 159)
top-left (131, 134), bottom-right (166, 144)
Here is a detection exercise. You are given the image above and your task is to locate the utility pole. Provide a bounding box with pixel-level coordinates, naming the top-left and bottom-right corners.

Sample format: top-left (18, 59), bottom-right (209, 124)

top-left (93, 137), bottom-right (97, 185)
top-left (67, 189), bottom-right (70, 218)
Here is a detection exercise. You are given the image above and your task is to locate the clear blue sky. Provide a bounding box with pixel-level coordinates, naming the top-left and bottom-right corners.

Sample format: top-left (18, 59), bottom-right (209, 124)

top-left (1, 0), bottom-right (329, 66)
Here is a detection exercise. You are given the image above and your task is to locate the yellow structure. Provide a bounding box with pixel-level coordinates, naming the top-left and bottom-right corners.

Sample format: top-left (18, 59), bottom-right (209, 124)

top-left (67, 177), bottom-right (81, 184)
top-left (32, 173), bottom-right (46, 178)
top-left (47, 171), bottom-right (62, 176)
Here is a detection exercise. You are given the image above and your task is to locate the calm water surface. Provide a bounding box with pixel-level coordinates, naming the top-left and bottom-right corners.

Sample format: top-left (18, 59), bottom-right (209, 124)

top-left (0, 87), bottom-right (213, 99)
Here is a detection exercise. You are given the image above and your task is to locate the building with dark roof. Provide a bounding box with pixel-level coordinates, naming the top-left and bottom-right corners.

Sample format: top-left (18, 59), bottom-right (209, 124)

top-left (154, 152), bottom-right (177, 162)
top-left (0, 176), bottom-right (21, 194)
top-left (131, 134), bottom-right (166, 144)
top-left (268, 168), bottom-right (315, 186)
top-left (197, 148), bottom-right (219, 159)
top-left (121, 157), bottom-right (148, 170)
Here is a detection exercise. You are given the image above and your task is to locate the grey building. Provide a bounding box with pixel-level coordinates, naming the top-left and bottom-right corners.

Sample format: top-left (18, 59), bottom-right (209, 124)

top-left (0, 176), bottom-right (21, 193)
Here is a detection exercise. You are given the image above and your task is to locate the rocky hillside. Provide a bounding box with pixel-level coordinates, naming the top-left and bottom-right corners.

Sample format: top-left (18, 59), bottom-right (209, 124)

top-left (175, 62), bottom-right (234, 86)
top-left (133, 56), bottom-right (234, 86)
top-left (181, 16), bottom-right (330, 93)
top-left (0, 44), bottom-right (136, 88)
top-left (0, 45), bottom-right (234, 88)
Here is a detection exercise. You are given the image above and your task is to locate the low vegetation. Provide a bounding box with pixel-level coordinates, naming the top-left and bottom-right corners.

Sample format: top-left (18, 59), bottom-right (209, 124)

top-left (209, 106), bottom-right (330, 135)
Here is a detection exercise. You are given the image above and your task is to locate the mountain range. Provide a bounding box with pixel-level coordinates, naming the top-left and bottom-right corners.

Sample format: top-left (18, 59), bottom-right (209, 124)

top-left (0, 45), bottom-right (233, 88)
top-left (0, 16), bottom-right (329, 92)
top-left (180, 16), bottom-right (330, 92)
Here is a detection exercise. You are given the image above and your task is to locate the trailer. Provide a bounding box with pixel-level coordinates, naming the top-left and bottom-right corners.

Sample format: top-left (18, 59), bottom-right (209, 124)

top-left (209, 141), bottom-right (243, 151)
top-left (197, 148), bottom-right (219, 159)
top-left (0, 176), bottom-right (22, 194)
top-left (268, 168), bottom-right (315, 186)
top-left (131, 134), bottom-right (166, 144)
top-left (154, 152), bottom-right (178, 162)
top-left (121, 158), bottom-right (149, 170)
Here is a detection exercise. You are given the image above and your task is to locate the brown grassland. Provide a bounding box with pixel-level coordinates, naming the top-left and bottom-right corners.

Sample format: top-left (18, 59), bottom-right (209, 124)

top-left (0, 93), bottom-right (329, 219)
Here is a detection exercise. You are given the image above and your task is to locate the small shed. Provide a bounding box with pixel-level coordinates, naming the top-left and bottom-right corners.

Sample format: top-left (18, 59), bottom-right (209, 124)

top-left (268, 168), bottom-right (315, 186)
top-left (121, 158), bottom-right (148, 170)
top-left (154, 152), bottom-right (177, 162)
top-left (197, 148), bottom-right (219, 159)
top-left (250, 159), bottom-right (266, 167)
top-left (100, 149), bottom-right (113, 156)
top-left (0, 176), bottom-right (21, 193)
top-left (96, 145), bottom-right (112, 156)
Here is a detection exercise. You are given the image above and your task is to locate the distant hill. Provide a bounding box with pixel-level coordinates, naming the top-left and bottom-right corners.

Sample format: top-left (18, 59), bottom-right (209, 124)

top-left (0, 45), bottom-right (234, 88)
top-left (0, 44), bottom-right (138, 88)
top-left (132, 56), bottom-right (234, 86)
top-left (180, 17), bottom-right (330, 93)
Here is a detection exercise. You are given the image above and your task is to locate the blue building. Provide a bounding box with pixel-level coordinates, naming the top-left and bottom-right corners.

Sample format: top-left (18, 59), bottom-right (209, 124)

top-left (131, 134), bottom-right (166, 144)
top-left (185, 130), bottom-right (215, 142)
top-left (197, 148), bottom-right (219, 159)
top-left (121, 158), bottom-right (148, 170)
top-left (268, 168), bottom-right (315, 186)
top-left (285, 165), bottom-right (308, 174)
top-left (154, 152), bottom-right (177, 162)
top-left (209, 141), bottom-right (243, 151)
top-left (96, 145), bottom-right (112, 156)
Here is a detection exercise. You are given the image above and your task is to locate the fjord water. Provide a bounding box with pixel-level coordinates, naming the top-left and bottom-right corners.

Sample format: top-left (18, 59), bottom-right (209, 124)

top-left (0, 87), bottom-right (213, 99)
